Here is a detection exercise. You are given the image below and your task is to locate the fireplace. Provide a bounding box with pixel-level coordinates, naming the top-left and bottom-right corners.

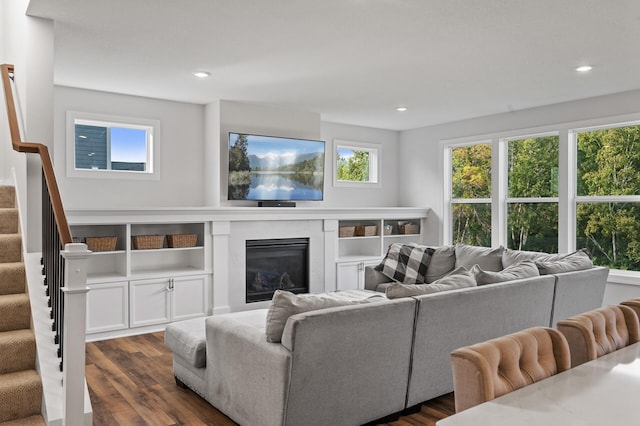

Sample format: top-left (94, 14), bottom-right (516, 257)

top-left (245, 238), bottom-right (309, 303)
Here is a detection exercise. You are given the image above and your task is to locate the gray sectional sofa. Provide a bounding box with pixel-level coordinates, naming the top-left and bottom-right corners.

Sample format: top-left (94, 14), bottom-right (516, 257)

top-left (164, 244), bottom-right (608, 426)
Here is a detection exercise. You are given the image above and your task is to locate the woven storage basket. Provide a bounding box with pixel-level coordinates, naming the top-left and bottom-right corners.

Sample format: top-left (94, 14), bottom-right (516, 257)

top-left (399, 224), bottom-right (419, 235)
top-left (85, 236), bottom-right (117, 252)
top-left (132, 234), bottom-right (164, 249)
top-left (339, 226), bottom-right (356, 238)
top-left (167, 233), bottom-right (197, 248)
top-left (355, 225), bottom-right (378, 237)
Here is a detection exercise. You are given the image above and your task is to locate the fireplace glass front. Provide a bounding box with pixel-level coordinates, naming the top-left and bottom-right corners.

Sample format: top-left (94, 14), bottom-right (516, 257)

top-left (245, 238), bottom-right (309, 303)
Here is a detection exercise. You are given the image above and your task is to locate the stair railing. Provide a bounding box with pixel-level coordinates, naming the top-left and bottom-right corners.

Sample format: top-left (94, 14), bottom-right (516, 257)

top-left (1, 63), bottom-right (90, 426)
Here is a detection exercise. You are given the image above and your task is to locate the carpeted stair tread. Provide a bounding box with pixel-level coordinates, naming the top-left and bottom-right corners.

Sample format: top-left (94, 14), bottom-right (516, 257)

top-left (0, 210), bottom-right (18, 235)
top-left (0, 294), bottom-right (30, 332)
top-left (0, 370), bottom-right (42, 423)
top-left (0, 187), bottom-right (15, 209)
top-left (0, 235), bottom-right (21, 264)
top-left (0, 263), bottom-right (25, 296)
top-left (0, 330), bottom-right (35, 375)
top-left (0, 415), bottom-right (46, 426)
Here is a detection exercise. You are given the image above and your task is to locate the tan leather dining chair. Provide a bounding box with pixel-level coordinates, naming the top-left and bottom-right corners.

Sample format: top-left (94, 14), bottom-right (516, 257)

top-left (450, 327), bottom-right (570, 413)
top-left (620, 298), bottom-right (640, 321)
top-left (557, 305), bottom-right (640, 368)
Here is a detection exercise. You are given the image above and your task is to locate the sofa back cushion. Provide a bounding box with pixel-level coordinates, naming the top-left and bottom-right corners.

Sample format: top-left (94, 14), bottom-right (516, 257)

top-left (265, 290), bottom-right (385, 343)
top-left (426, 245), bottom-right (456, 283)
top-left (455, 244), bottom-right (504, 271)
top-left (535, 249), bottom-right (593, 274)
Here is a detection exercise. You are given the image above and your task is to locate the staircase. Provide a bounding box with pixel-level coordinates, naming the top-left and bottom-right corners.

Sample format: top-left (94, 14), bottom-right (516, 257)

top-left (0, 186), bottom-right (45, 426)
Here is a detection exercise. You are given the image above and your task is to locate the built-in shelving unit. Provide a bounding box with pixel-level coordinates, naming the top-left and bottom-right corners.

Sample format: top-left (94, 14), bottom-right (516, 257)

top-left (69, 219), bottom-right (211, 341)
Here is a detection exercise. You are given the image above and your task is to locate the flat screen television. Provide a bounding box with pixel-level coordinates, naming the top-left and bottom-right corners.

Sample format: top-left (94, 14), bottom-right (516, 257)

top-left (228, 132), bottom-right (325, 202)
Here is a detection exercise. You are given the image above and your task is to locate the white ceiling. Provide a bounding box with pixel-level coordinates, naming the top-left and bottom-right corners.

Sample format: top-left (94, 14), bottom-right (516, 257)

top-left (26, 0), bottom-right (640, 131)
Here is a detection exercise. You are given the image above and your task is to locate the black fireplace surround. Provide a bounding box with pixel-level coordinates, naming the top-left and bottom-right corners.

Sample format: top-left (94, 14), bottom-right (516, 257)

top-left (245, 238), bottom-right (309, 303)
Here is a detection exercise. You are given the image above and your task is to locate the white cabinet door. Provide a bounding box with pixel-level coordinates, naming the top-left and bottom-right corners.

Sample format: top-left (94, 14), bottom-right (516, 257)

top-left (129, 278), bottom-right (171, 328)
top-left (336, 261), bottom-right (361, 291)
top-left (336, 260), bottom-right (380, 291)
top-left (171, 275), bottom-right (209, 321)
top-left (86, 281), bottom-right (129, 334)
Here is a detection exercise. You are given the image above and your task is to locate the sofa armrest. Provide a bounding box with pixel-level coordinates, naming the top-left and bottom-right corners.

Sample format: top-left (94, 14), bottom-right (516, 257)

top-left (364, 266), bottom-right (391, 291)
top-left (205, 316), bottom-right (292, 426)
top-left (550, 266), bottom-right (609, 326)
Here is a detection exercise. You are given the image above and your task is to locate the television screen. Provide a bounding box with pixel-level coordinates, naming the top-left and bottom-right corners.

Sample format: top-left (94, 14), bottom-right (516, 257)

top-left (228, 132), bottom-right (325, 201)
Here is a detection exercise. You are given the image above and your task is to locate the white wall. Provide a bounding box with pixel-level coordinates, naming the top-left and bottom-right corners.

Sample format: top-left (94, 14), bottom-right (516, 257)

top-left (1, 1), bottom-right (53, 251)
top-left (321, 121), bottom-right (400, 207)
top-left (205, 100), bottom-right (401, 208)
top-left (53, 86), bottom-right (205, 208)
top-left (400, 89), bottom-right (640, 246)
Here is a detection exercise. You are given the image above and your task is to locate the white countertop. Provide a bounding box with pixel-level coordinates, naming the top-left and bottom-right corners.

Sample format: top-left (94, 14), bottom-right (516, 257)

top-left (438, 342), bottom-right (640, 426)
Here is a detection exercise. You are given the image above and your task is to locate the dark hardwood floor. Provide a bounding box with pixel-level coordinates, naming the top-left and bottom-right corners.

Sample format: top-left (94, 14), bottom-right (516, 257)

top-left (85, 332), bottom-right (455, 425)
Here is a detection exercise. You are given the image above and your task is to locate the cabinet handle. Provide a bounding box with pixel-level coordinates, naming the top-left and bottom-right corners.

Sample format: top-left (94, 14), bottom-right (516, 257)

top-left (166, 278), bottom-right (175, 292)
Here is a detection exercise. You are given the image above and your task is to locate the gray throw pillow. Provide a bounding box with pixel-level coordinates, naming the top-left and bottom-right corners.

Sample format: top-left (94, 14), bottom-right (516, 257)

top-left (265, 290), bottom-right (385, 343)
top-left (535, 249), bottom-right (593, 274)
top-left (501, 248), bottom-right (549, 268)
top-left (426, 245), bottom-right (456, 283)
top-left (375, 243), bottom-right (435, 284)
top-left (471, 260), bottom-right (540, 285)
top-left (386, 266), bottom-right (476, 299)
top-left (455, 244), bottom-right (504, 271)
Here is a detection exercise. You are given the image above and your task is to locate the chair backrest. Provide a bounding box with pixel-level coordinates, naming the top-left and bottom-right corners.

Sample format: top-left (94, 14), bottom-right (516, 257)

top-left (620, 298), bottom-right (640, 322)
top-left (450, 327), bottom-right (570, 413)
top-left (557, 305), bottom-right (640, 368)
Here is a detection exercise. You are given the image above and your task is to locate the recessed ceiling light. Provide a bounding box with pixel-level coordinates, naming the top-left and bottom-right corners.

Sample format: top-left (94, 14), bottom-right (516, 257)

top-left (396, 106), bottom-right (408, 112)
top-left (193, 71), bottom-right (211, 78)
top-left (576, 65), bottom-right (592, 73)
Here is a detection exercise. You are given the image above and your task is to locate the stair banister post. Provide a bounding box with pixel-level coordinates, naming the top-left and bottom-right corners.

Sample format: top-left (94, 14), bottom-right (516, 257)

top-left (61, 243), bottom-right (91, 426)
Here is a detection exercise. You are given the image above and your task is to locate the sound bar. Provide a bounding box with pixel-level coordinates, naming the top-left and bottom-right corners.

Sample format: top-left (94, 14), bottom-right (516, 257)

top-left (258, 201), bottom-right (296, 208)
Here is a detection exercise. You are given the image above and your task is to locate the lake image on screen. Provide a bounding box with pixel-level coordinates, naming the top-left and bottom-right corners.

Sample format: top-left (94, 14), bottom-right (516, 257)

top-left (228, 133), bottom-right (325, 201)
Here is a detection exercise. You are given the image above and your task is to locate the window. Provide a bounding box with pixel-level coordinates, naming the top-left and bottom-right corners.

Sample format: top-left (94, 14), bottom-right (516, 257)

top-left (442, 117), bottom-right (640, 273)
top-left (506, 134), bottom-right (559, 252)
top-left (449, 143), bottom-right (492, 246)
top-left (575, 123), bottom-right (640, 270)
top-left (334, 140), bottom-right (380, 186)
top-left (66, 111), bottom-right (160, 179)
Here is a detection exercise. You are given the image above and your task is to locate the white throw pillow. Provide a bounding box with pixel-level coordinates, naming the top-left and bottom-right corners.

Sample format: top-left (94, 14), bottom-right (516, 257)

top-left (454, 244), bottom-right (504, 271)
top-left (535, 249), bottom-right (593, 274)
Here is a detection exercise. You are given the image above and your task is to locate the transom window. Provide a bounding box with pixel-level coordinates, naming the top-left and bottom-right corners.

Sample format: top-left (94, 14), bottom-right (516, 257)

top-left (334, 140), bottom-right (380, 186)
top-left (66, 111), bottom-right (160, 180)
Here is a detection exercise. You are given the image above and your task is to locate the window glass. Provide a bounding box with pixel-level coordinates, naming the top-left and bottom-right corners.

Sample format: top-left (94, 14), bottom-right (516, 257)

top-left (508, 136), bottom-right (558, 198)
top-left (577, 202), bottom-right (640, 270)
top-left (577, 125), bottom-right (640, 196)
top-left (452, 203), bottom-right (491, 246)
top-left (506, 135), bottom-right (558, 253)
top-left (334, 140), bottom-right (380, 185)
top-left (508, 202), bottom-right (558, 252)
top-left (74, 120), bottom-right (151, 172)
top-left (451, 144), bottom-right (491, 199)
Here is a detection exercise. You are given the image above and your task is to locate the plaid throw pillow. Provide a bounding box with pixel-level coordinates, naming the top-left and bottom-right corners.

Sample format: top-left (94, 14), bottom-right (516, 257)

top-left (375, 243), bottom-right (435, 284)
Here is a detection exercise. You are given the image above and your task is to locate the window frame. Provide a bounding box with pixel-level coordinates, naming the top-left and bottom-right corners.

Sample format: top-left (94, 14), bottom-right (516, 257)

top-left (333, 139), bottom-right (381, 188)
top-left (441, 113), bottom-right (640, 280)
top-left (66, 111), bottom-right (161, 180)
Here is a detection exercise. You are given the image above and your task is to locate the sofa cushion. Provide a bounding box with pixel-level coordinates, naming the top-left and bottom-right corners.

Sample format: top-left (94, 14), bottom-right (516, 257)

top-left (265, 290), bottom-right (385, 343)
top-left (375, 243), bottom-right (435, 284)
top-left (386, 267), bottom-right (476, 299)
top-left (455, 244), bottom-right (504, 271)
top-left (426, 245), bottom-right (456, 283)
top-left (535, 249), bottom-right (593, 274)
top-left (164, 317), bottom-right (207, 368)
top-left (501, 248), bottom-right (549, 268)
top-left (471, 260), bottom-right (540, 285)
